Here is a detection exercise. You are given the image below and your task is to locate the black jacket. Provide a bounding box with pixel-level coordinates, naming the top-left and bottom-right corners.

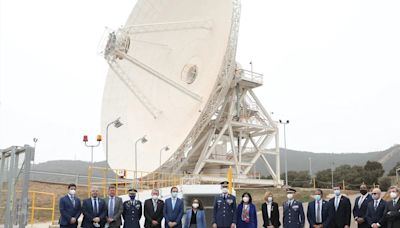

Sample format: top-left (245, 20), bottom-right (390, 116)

top-left (81, 198), bottom-right (107, 228)
top-left (382, 199), bottom-right (400, 228)
top-left (365, 199), bottom-right (386, 228)
top-left (261, 202), bottom-right (280, 228)
top-left (328, 195), bottom-right (351, 227)
top-left (144, 199), bottom-right (164, 228)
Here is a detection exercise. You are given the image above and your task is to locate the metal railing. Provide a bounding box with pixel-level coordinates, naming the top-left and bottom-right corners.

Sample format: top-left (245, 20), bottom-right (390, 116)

top-left (87, 166), bottom-right (184, 196)
top-left (236, 69), bottom-right (263, 84)
top-left (29, 191), bottom-right (56, 225)
top-left (1, 190), bottom-right (56, 225)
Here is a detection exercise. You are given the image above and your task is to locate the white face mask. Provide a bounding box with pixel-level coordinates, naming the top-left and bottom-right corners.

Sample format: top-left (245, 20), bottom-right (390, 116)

top-left (69, 189), bottom-right (76, 195)
top-left (334, 190), bottom-right (341, 196)
top-left (243, 197), bottom-right (249, 203)
top-left (287, 194), bottom-right (293, 200)
top-left (390, 192), bottom-right (398, 199)
top-left (151, 195), bottom-right (158, 200)
top-left (372, 194), bottom-right (380, 200)
top-left (221, 188), bottom-right (228, 194)
top-left (171, 192), bottom-right (178, 198)
top-left (192, 203), bottom-right (199, 208)
top-left (267, 197), bottom-right (273, 202)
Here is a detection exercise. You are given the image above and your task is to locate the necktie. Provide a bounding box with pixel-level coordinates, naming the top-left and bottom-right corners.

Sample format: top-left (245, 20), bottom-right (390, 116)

top-left (394, 200), bottom-right (397, 207)
top-left (153, 200), bottom-right (157, 212)
top-left (316, 201), bottom-right (321, 223)
top-left (358, 195), bottom-right (364, 208)
top-left (172, 199), bottom-right (176, 210)
top-left (335, 197), bottom-right (339, 210)
top-left (71, 196), bottom-right (75, 207)
top-left (109, 197), bottom-right (114, 217)
top-left (94, 198), bottom-right (98, 216)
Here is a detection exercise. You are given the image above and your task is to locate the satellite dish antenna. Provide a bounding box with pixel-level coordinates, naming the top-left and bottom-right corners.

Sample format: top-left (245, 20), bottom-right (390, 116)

top-left (101, 0), bottom-right (283, 186)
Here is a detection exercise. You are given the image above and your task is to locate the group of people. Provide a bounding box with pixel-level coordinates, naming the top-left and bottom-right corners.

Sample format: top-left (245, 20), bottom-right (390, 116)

top-left (59, 181), bottom-right (400, 228)
top-left (267, 184), bottom-right (400, 228)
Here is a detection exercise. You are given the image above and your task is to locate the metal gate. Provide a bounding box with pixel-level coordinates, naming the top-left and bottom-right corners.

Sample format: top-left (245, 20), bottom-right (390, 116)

top-left (0, 145), bottom-right (35, 228)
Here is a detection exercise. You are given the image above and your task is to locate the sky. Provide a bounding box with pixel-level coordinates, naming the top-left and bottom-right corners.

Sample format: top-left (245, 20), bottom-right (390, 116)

top-left (1, 0), bottom-right (399, 163)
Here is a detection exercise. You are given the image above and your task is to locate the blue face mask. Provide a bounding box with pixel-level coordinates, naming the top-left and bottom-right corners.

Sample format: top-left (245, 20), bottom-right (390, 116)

top-left (129, 195), bottom-right (136, 200)
top-left (314, 195), bottom-right (321, 201)
top-left (171, 192), bottom-right (178, 198)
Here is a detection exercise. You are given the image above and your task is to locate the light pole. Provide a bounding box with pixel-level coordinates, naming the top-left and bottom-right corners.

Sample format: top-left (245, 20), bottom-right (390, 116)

top-left (331, 153), bottom-right (335, 189)
top-left (279, 119), bottom-right (289, 186)
top-left (83, 135), bottom-right (102, 164)
top-left (396, 167), bottom-right (400, 184)
top-left (83, 134), bottom-right (102, 196)
top-left (135, 135), bottom-right (148, 188)
top-left (105, 117), bottom-right (123, 189)
top-left (159, 146), bottom-right (170, 167)
top-left (309, 157), bottom-right (312, 184)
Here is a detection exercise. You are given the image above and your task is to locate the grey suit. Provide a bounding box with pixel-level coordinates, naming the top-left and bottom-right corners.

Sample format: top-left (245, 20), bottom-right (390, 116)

top-left (105, 196), bottom-right (124, 228)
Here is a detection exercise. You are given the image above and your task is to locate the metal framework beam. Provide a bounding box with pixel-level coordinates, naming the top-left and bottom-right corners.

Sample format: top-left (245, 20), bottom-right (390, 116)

top-left (125, 20), bottom-right (213, 34)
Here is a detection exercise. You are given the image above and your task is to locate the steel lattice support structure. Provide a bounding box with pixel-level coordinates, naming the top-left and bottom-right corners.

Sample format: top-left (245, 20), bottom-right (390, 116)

top-left (164, 69), bottom-right (282, 186)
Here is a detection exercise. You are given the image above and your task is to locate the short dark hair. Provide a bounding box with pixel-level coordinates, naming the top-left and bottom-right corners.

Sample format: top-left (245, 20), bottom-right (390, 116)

top-left (315, 189), bottom-right (323, 196)
top-left (171, 186), bottom-right (178, 192)
top-left (241, 192), bottom-right (252, 204)
top-left (108, 184), bottom-right (116, 189)
top-left (192, 198), bottom-right (204, 210)
top-left (68, 183), bottom-right (76, 189)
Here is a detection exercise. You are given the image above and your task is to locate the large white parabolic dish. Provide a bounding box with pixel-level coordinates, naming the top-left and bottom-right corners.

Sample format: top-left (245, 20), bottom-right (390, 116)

top-left (101, 0), bottom-right (236, 174)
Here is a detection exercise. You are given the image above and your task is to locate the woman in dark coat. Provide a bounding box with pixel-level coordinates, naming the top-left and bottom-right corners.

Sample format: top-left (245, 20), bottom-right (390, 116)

top-left (261, 192), bottom-right (281, 228)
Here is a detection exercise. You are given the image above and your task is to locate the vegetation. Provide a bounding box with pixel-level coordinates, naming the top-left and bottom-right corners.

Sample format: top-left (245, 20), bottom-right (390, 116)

top-left (388, 161), bottom-right (400, 176)
top-left (282, 160), bottom-right (386, 190)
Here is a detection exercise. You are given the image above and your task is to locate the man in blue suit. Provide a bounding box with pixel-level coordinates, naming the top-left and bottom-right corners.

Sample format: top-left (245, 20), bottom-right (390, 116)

top-left (81, 186), bottom-right (107, 228)
top-left (283, 188), bottom-right (305, 228)
top-left (307, 189), bottom-right (332, 228)
top-left (212, 181), bottom-right (237, 228)
top-left (365, 188), bottom-right (386, 228)
top-left (163, 186), bottom-right (184, 228)
top-left (59, 184), bottom-right (82, 228)
top-left (353, 184), bottom-right (373, 228)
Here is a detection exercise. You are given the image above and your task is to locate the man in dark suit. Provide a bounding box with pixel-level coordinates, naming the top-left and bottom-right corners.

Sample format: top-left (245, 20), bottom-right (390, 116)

top-left (212, 181), bottom-right (237, 228)
top-left (81, 186), bottom-right (107, 228)
top-left (329, 186), bottom-right (351, 228)
top-left (144, 189), bottom-right (164, 228)
top-left (365, 187), bottom-right (386, 228)
top-left (307, 189), bottom-right (332, 228)
top-left (353, 184), bottom-right (373, 228)
top-left (163, 186), bottom-right (184, 228)
top-left (59, 183), bottom-right (82, 228)
top-left (122, 188), bottom-right (142, 228)
top-left (283, 188), bottom-right (305, 228)
top-left (105, 185), bottom-right (123, 228)
top-left (382, 186), bottom-right (400, 228)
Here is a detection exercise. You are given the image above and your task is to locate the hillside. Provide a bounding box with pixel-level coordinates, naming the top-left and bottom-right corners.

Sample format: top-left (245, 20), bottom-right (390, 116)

top-left (30, 145), bottom-right (400, 182)
top-left (255, 144), bottom-right (400, 176)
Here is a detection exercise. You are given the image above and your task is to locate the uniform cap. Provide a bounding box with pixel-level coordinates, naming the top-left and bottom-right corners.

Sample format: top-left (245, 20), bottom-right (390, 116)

top-left (286, 188), bottom-right (296, 193)
top-left (128, 188), bottom-right (137, 193)
top-left (220, 181), bottom-right (229, 187)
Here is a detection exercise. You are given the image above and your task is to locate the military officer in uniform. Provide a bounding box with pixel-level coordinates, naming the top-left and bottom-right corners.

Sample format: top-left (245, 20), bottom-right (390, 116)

top-left (122, 189), bottom-right (142, 228)
top-left (212, 181), bottom-right (237, 228)
top-left (283, 188), bottom-right (305, 228)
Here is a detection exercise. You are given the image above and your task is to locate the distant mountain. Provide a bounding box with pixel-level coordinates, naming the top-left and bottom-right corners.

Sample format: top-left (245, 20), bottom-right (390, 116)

top-left (30, 145), bottom-right (400, 183)
top-left (254, 144), bottom-right (400, 177)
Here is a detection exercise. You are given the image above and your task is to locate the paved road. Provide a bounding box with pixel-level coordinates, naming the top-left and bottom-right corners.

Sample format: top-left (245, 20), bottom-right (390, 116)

top-left (257, 194), bottom-right (359, 228)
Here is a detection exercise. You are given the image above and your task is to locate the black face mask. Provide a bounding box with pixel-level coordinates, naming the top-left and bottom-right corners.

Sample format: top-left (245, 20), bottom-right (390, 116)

top-left (360, 190), bottom-right (367, 195)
